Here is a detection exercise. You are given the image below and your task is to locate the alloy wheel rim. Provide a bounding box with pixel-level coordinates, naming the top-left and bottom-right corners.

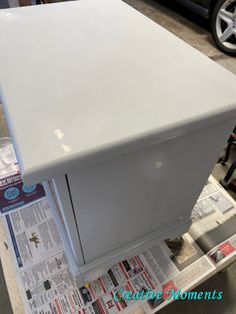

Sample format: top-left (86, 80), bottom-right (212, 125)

top-left (216, 0), bottom-right (236, 50)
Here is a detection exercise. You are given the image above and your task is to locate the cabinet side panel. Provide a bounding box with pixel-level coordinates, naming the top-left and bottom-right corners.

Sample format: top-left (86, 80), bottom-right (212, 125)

top-left (67, 119), bottom-right (234, 263)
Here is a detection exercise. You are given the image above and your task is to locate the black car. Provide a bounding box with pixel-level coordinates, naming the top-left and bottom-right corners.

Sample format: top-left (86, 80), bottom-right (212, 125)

top-left (177, 0), bottom-right (236, 56)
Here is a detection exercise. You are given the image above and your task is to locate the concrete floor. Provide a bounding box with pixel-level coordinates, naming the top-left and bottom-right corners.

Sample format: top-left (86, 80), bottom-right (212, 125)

top-left (0, 1), bottom-right (236, 314)
top-left (0, 259), bottom-right (13, 314)
top-left (125, 0), bottom-right (236, 74)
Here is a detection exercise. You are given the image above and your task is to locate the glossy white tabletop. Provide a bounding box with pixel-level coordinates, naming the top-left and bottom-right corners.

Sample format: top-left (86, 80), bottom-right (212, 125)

top-left (0, 0), bottom-right (236, 185)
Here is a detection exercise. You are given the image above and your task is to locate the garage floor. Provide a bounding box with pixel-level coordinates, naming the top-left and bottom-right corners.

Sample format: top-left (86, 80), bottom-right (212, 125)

top-left (0, 1), bottom-right (236, 314)
top-left (125, 0), bottom-right (236, 74)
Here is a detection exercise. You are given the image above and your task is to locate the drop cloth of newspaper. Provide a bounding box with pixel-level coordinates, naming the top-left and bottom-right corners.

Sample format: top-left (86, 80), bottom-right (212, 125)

top-left (189, 177), bottom-right (236, 268)
top-left (0, 141), bottom-right (220, 314)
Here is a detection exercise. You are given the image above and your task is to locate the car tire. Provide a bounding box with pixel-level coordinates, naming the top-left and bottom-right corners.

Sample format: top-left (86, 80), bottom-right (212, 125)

top-left (211, 0), bottom-right (236, 56)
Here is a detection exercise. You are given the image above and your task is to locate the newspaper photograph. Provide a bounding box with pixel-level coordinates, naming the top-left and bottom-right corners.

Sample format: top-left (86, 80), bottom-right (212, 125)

top-left (208, 234), bottom-right (236, 266)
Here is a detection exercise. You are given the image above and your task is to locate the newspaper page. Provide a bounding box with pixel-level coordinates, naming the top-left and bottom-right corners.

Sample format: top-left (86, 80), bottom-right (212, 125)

top-left (3, 195), bottom-right (215, 314)
top-left (207, 234), bottom-right (236, 267)
top-left (189, 176), bottom-right (236, 268)
top-left (191, 177), bottom-right (236, 226)
top-left (1, 178), bottom-right (216, 314)
top-left (138, 234), bottom-right (214, 312)
top-left (0, 138), bottom-right (19, 180)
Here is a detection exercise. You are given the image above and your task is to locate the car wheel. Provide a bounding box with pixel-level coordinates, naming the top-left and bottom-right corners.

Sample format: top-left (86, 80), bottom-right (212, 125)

top-left (211, 0), bottom-right (236, 56)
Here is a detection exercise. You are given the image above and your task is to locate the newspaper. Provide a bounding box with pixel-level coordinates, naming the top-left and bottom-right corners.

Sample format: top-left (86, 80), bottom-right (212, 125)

top-left (189, 176), bottom-right (236, 268)
top-left (207, 234), bottom-right (236, 266)
top-left (2, 191), bottom-right (215, 314)
top-left (191, 180), bottom-right (235, 223)
top-left (0, 139), bottom-right (19, 180)
top-left (0, 140), bottom-right (234, 314)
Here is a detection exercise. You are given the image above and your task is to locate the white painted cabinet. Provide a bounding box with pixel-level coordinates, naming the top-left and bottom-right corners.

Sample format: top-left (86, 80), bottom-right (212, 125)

top-left (0, 0), bottom-right (236, 282)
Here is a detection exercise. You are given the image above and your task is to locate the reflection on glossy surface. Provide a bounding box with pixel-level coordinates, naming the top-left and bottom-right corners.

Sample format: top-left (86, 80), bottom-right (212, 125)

top-left (0, 11), bottom-right (19, 21)
top-left (61, 144), bottom-right (71, 153)
top-left (154, 161), bottom-right (163, 169)
top-left (54, 129), bottom-right (64, 140)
